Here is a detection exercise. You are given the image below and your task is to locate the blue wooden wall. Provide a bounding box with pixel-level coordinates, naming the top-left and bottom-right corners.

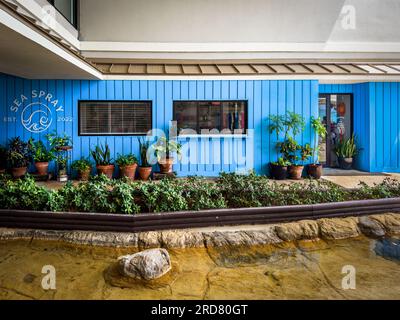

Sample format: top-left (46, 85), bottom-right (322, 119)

top-left (0, 73), bottom-right (319, 176)
top-left (320, 82), bottom-right (400, 173)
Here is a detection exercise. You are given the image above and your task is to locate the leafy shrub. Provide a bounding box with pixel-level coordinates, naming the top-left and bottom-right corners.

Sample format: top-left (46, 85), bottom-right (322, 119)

top-left (218, 172), bottom-right (275, 207)
top-left (353, 178), bottom-right (400, 199)
top-left (138, 178), bottom-right (188, 212)
top-left (0, 175), bottom-right (51, 210)
top-left (1, 173), bottom-right (400, 215)
top-left (180, 176), bottom-right (226, 210)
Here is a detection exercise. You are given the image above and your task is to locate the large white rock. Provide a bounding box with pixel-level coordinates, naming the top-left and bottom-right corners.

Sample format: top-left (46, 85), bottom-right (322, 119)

top-left (118, 248), bottom-right (171, 280)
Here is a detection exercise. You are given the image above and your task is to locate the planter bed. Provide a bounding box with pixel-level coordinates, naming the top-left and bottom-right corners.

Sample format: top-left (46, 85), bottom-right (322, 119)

top-left (1, 197), bottom-right (400, 233)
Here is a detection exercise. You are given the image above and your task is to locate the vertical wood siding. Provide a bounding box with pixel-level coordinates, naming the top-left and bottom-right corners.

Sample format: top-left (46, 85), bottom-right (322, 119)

top-left (0, 74), bottom-right (318, 176)
top-left (320, 82), bottom-right (400, 173)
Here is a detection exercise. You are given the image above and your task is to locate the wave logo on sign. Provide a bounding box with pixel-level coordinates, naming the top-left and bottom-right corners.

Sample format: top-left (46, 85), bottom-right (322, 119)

top-left (21, 102), bottom-right (53, 133)
top-left (10, 90), bottom-right (65, 134)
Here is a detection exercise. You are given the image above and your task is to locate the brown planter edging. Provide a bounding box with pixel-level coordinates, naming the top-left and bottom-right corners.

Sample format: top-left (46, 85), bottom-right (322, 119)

top-left (1, 197), bottom-right (400, 232)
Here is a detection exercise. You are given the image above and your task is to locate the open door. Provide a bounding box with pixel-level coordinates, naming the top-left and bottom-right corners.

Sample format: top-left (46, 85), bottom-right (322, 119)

top-left (318, 94), bottom-right (353, 167)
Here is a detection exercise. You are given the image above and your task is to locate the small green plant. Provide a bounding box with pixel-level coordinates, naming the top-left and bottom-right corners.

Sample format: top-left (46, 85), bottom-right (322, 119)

top-left (116, 154), bottom-right (138, 167)
top-left (311, 116), bottom-right (327, 164)
top-left (29, 139), bottom-right (55, 162)
top-left (153, 136), bottom-right (182, 161)
top-left (271, 157), bottom-right (291, 166)
top-left (91, 144), bottom-right (113, 166)
top-left (138, 138), bottom-right (151, 167)
top-left (46, 131), bottom-right (72, 149)
top-left (71, 158), bottom-right (92, 172)
top-left (335, 134), bottom-right (358, 158)
top-left (6, 137), bottom-right (31, 168)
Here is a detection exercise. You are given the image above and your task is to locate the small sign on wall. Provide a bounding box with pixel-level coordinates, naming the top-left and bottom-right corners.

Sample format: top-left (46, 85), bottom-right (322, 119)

top-left (7, 90), bottom-right (71, 134)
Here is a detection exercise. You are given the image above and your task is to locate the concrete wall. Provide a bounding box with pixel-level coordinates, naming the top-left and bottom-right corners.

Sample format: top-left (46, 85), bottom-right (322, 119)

top-left (79, 0), bottom-right (400, 43)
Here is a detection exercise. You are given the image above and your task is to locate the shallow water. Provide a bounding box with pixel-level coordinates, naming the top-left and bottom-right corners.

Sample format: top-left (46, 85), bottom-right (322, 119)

top-left (0, 236), bottom-right (399, 300)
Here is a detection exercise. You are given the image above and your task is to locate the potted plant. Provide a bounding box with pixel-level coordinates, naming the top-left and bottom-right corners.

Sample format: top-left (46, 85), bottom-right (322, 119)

top-left (71, 158), bottom-right (92, 181)
top-left (138, 138), bottom-right (152, 181)
top-left (270, 157), bottom-right (291, 180)
top-left (308, 116), bottom-right (327, 179)
top-left (47, 132), bottom-right (72, 182)
top-left (268, 114), bottom-right (288, 179)
top-left (116, 153), bottom-right (138, 180)
top-left (0, 145), bottom-right (7, 174)
top-left (154, 136), bottom-right (182, 173)
top-left (6, 137), bottom-right (31, 178)
top-left (269, 112), bottom-right (306, 180)
top-left (91, 143), bottom-right (114, 179)
top-left (46, 132), bottom-right (72, 151)
top-left (281, 137), bottom-right (311, 180)
top-left (28, 139), bottom-right (55, 175)
top-left (335, 134), bottom-right (358, 170)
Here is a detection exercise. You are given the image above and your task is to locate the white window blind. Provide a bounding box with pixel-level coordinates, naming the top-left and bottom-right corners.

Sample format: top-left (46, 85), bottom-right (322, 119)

top-left (79, 101), bottom-right (152, 135)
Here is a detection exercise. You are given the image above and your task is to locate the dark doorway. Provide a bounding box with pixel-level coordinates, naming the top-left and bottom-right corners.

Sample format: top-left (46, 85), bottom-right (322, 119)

top-left (318, 94), bottom-right (353, 167)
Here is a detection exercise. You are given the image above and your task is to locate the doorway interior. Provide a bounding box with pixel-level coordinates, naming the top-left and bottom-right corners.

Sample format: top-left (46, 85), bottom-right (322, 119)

top-left (318, 94), bottom-right (353, 168)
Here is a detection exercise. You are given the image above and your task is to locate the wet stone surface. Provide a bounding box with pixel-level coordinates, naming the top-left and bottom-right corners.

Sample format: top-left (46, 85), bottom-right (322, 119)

top-left (1, 236), bottom-right (400, 300)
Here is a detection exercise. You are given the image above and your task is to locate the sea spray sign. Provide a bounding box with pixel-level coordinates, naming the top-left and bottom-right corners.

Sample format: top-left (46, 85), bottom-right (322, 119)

top-left (8, 90), bottom-right (68, 133)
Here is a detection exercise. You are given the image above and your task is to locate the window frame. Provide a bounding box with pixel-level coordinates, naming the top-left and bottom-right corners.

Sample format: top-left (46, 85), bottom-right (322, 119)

top-left (47, 0), bottom-right (79, 29)
top-left (78, 100), bottom-right (153, 137)
top-left (173, 100), bottom-right (248, 135)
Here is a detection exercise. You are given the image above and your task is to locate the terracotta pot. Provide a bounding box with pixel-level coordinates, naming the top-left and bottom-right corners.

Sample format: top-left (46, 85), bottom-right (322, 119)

top-left (12, 167), bottom-right (27, 178)
top-left (269, 163), bottom-right (288, 180)
top-left (78, 168), bottom-right (91, 181)
top-left (35, 162), bottom-right (49, 176)
top-left (120, 163), bottom-right (138, 180)
top-left (158, 157), bottom-right (174, 173)
top-left (138, 166), bottom-right (152, 181)
top-left (288, 165), bottom-right (304, 180)
top-left (96, 165), bottom-right (115, 179)
top-left (307, 164), bottom-right (323, 179)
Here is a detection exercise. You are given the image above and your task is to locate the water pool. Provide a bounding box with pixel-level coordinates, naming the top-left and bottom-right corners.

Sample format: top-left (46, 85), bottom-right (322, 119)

top-left (0, 236), bottom-right (399, 300)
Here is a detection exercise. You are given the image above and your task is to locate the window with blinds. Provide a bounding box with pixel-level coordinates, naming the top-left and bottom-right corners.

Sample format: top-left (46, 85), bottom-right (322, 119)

top-left (79, 101), bottom-right (152, 136)
top-left (173, 100), bottom-right (247, 135)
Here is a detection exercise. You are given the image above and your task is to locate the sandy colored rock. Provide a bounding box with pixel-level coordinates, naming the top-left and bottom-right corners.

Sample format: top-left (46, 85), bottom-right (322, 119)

top-left (202, 227), bottom-right (280, 247)
top-left (318, 217), bottom-right (360, 240)
top-left (0, 228), bottom-right (35, 241)
top-left (369, 213), bottom-right (400, 234)
top-left (137, 231), bottom-right (161, 249)
top-left (161, 230), bottom-right (204, 248)
top-left (358, 216), bottom-right (386, 238)
top-left (275, 220), bottom-right (319, 241)
top-left (118, 248), bottom-right (172, 280)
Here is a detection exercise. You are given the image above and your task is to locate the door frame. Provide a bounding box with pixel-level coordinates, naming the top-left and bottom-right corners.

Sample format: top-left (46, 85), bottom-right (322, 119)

top-left (318, 93), bottom-right (354, 167)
